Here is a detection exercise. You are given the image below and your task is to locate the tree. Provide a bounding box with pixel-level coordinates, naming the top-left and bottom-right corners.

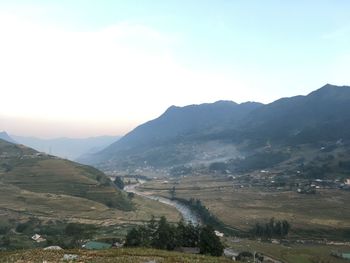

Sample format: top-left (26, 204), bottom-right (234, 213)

top-left (199, 225), bottom-right (223, 256)
top-left (175, 219), bottom-right (199, 247)
top-left (251, 218), bottom-right (290, 239)
top-left (170, 186), bottom-right (176, 199)
top-left (113, 176), bottom-right (125, 190)
top-left (275, 221), bottom-right (282, 237)
top-left (152, 216), bottom-right (176, 250)
top-left (125, 227), bottom-right (143, 247)
top-left (147, 215), bottom-right (158, 235)
top-left (65, 223), bottom-right (96, 247)
top-left (281, 220), bottom-right (290, 237)
top-left (182, 222), bottom-right (200, 247)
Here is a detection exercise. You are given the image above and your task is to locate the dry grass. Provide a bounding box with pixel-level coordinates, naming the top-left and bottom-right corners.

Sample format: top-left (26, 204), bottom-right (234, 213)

top-left (140, 175), bottom-right (350, 232)
top-left (0, 248), bottom-right (232, 263)
top-left (0, 182), bottom-right (180, 226)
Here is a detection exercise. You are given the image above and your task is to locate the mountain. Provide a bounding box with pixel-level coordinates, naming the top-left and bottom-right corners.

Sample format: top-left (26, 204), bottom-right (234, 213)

top-left (0, 131), bottom-right (16, 143)
top-left (238, 84), bottom-right (350, 145)
top-left (80, 100), bottom-right (263, 169)
top-left (82, 84), bottom-right (350, 176)
top-left (0, 138), bottom-right (132, 217)
top-left (11, 135), bottom-right (120, 160)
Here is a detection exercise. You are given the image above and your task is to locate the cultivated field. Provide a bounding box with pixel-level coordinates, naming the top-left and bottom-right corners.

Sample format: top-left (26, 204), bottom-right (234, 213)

top-left (225, 238), bottom-right (350, 263)
top-left (0, 184), bottom-right (180, 226)
top-left (139, 175), bottom-right (350, 238)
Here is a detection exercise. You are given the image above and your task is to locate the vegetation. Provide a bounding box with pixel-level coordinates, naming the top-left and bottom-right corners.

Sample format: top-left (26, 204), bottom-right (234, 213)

top-left (125, 216), bottom-right (224, 256)
top-left (229, 151), bottom-right (291, 173)
top-left (113, 176), bottom-right (125, 190)
top-left (251, 218), bottom-right (290, 239)
top-left (140, 175), bottom-right (350, 240)
top-left (0, 139), bottom-right (133, 211)
top-left (199, 225), bottom-right (224, 256)
top-left (0, 248), bottom-right (233, 263)
top-left (172, 197), bottom-right (233, 234)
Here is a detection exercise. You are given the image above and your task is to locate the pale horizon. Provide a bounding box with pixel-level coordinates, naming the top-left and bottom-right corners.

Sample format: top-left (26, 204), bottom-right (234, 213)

top-left (1, 1), bottom-right (349, 138)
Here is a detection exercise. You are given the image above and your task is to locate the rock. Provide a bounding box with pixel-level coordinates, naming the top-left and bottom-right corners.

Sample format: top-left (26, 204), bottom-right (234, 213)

top-left (62, 254), bottom-right (79, 261)
top-left (43, 245), bottom-right (63, 250)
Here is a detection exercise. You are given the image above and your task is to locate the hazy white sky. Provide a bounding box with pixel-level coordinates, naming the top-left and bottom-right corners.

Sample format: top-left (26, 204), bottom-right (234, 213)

top-left (0, 1), bottom-right (349, 138)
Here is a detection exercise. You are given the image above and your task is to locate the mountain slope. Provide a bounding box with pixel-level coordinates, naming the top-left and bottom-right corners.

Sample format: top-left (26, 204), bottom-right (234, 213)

top-left (12, 135), bottom-right (120, 160)
top-left (83, 84), bottom-right (350, 174)
top-left (238, 84), bottom-right (350, 145)
top-left (0, 139), bottom-right (132, 212)
top-left (0, 131), bottom-right (16, 143)
top-left (80, 101), bottom-right (262, 168)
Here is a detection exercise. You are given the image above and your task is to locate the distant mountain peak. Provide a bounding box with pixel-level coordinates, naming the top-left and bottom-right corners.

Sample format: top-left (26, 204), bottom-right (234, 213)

top-left (307, 83), bottom-right (350, 99)
top-left (0, 131), bottom-right (16, 143)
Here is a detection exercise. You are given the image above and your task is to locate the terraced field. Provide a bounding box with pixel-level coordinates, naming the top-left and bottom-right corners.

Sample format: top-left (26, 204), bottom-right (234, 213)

top-left (0, 139), bottom-right (180, 224)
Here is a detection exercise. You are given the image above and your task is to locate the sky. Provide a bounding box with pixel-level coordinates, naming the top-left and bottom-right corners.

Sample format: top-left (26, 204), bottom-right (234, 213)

top-left (0, 0), bottom-right (349, 138)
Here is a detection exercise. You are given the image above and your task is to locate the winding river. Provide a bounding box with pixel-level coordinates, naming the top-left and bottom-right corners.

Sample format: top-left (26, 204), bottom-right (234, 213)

top-left (124, 182), bottom-right (200, 225)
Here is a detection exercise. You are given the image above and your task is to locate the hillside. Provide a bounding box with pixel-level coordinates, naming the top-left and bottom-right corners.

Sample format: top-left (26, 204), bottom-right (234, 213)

top-left (79, 100), bottom-right (262, 169)
top-left (0, 139), bottom-right (132, 213)
top-left (12, 135), bottom-right (120, 161)
top-left (237, 84), bottom-right (350, 144)
top-left (0, 132), bottom-right (16, 144)
top-left (81, 84), bottom-right (350, 179)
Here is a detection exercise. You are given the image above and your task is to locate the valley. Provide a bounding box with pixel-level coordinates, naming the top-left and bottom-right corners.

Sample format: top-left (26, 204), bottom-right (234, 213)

top-left (1, 85), bottom-right (350, 262)
top-left (137, 174), bottom-right (350, 239)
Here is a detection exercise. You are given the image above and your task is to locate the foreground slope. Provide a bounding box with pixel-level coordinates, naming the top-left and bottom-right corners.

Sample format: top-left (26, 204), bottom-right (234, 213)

top-left (0, 248), bottom-right (232, 263)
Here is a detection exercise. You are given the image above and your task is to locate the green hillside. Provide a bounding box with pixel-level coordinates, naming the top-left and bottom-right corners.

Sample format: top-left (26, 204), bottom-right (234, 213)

top-left (0, 139), bottom-right (132, 211)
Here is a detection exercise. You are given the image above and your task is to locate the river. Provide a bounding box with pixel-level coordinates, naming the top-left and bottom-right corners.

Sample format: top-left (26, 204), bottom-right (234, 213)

top-left (124, 182), bottom-right (200, 225)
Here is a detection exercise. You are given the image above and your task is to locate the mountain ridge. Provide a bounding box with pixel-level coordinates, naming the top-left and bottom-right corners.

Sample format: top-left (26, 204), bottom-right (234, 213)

top-left (80, 84), bottom-right (350, 175)
top-left (0, 131), bottom-right (16, 144)
top-left (12, 135), bottom-right (120, 160)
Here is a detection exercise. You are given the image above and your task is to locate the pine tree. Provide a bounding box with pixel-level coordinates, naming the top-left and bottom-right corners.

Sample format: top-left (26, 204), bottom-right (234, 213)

top-left (199, 225), bottom-right (223, 256)
top-left (152, 216), bottom-right (176, 250)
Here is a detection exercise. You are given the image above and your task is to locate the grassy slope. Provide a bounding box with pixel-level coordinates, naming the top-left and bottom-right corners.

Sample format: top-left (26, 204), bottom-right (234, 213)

top-left (0, 248), bottom-right (232, 263)
top-left (0, 139), bottom-right (131, 210)
top-left (0, 139), bottom-right (180, 223)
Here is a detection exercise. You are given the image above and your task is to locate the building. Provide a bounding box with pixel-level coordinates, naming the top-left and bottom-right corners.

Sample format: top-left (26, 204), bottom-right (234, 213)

top-left (214, 230), bottom-right (224, 237)
top-left (31, 234), bottom-right (46, 243)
